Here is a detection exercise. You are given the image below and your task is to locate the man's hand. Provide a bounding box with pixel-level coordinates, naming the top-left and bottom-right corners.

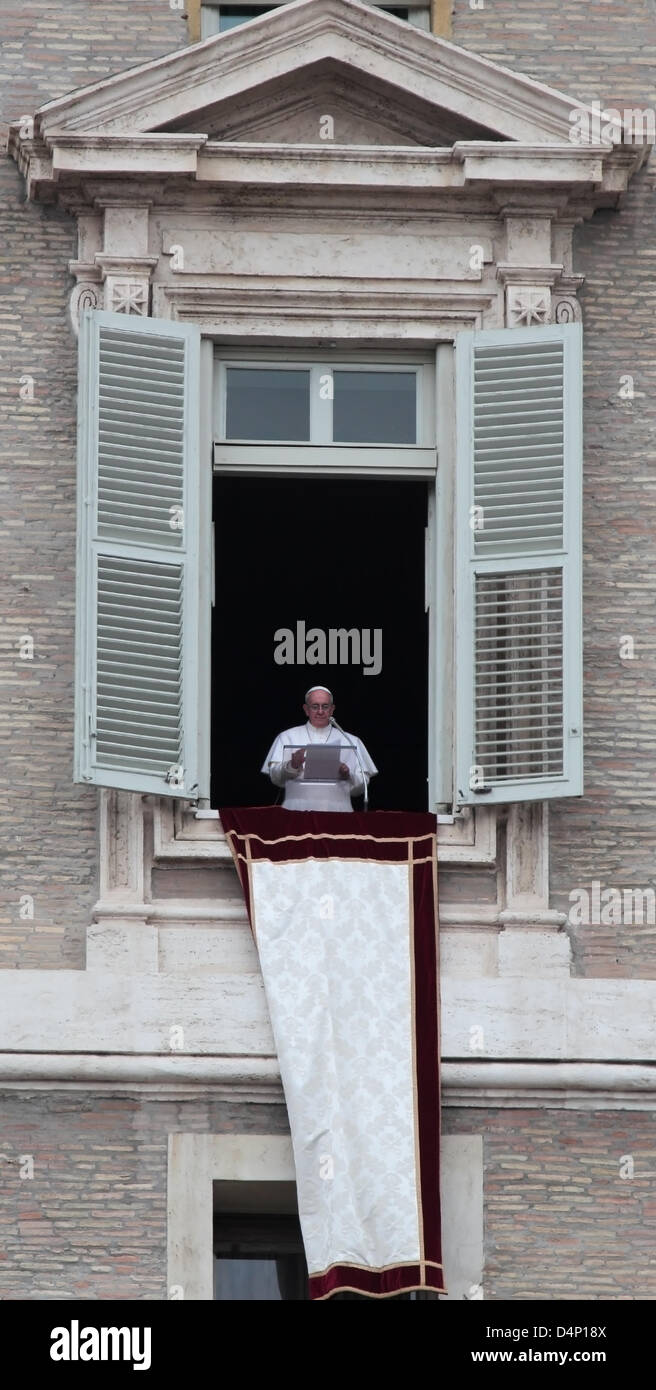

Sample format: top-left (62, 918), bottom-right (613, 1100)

top-left (339, 762), bottom-right (351, 780)
top-left (290, 749), bottom-right (306, 769)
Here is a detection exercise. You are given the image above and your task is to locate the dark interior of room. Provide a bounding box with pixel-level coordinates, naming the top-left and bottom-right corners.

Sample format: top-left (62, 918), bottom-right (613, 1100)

top-left (211, 475), bottom-right (429, 811)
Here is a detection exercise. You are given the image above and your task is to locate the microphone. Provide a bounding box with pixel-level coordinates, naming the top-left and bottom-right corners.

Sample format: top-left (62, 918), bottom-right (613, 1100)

top-left (329, 716), bottom-right (369, 811)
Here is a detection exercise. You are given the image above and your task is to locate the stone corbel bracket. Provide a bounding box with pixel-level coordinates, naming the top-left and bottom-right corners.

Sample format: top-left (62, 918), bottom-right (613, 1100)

top-left (497, 263), bottom-right (565, 327)
top-left (94, 253), bottom-right (159, 316)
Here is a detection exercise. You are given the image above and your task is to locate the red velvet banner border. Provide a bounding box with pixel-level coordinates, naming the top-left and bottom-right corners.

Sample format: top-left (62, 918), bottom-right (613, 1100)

top-left (219, 806), bottom-right (445, 1300)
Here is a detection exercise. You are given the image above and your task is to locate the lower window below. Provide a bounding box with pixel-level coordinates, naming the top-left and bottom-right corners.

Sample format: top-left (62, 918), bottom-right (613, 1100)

top-left (213, 1210), bottom-right (441, 1300)
top-left (214, 1212), bottom-right (308, 1300)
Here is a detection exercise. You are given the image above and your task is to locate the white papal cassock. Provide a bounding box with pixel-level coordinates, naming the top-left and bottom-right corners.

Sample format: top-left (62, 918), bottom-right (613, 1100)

top-left (262, 721), bottom-right (378, 812)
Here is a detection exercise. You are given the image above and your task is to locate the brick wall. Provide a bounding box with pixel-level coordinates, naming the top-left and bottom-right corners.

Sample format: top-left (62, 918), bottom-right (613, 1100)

top-left (451, 0), bottom-right (656, 977)
top-left (444, 1106), bottom-right (656, 1301)
top-left (0, 1092), bottom-right (652, 1299)
top-left (0, 1090), bottom-right (288, 1299)
top-left (0, 3), bottom-right (188, 969)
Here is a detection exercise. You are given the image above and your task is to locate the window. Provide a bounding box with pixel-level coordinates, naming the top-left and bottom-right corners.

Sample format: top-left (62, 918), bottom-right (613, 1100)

top-left (214, 1212), bottom-right (309, 1299)
top-left (222, 365), bottom-right (418, 444)
top-left (225, 367), bottom-right (311, 442)
top-left (200, 2), bottom-right (431, 38)
top-left (214, 352), bottom-right (435, 476)
top-left (212, 351), bottom-right (433, 812)
top-left (212, 1213), bottom-right (438, 1299)
top-left (75, 312), bottom-right (583, 811)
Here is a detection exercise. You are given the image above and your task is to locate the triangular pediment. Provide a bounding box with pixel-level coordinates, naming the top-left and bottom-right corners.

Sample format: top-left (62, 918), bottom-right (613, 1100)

top-left (163, 60), bottom-right (495, 147)
top-left (32, 0), bottom-right (625, 150)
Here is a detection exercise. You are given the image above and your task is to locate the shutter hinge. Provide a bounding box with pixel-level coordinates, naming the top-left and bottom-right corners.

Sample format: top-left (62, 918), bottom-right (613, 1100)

top-left (81, 711), bottom-right (96, 779)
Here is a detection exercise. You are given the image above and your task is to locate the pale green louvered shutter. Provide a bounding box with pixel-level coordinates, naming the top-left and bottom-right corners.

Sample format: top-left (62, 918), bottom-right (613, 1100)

top-left (74, 310), bottom-right (207, 799)
top-left (454, 323), bottom-right (583, 806)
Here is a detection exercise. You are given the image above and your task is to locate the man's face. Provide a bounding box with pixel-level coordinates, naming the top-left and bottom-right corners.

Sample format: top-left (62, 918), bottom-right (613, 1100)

top-left (303, 690), bottom-right (334, 729)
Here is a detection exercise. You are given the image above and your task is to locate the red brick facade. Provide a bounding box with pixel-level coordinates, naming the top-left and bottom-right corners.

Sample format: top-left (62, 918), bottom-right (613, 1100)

top-left (0, 1094), bottom-right (653, 1299)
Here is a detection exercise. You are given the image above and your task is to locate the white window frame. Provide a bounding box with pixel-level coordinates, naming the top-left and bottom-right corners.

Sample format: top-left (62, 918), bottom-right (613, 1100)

top-left (213, 347), bottom-right (436, 478)
top-left (200, 2), bottom-right (431, 40)
top-left (212, 342), bottom-right (444, 809)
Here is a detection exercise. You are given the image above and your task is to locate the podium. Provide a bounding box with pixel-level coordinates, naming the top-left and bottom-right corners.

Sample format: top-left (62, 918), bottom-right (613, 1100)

top-left (282, 742), bottom-right (355, 784)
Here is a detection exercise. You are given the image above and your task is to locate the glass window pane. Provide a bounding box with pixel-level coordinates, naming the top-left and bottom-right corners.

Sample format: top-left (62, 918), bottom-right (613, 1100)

top-left (218, 6), bottom-right (272, 31)
top-left (225, 368), bottom-right (310, 441)
top-left (203, 3), bottom-right (419, 36)
top-left (333, 370), bottom-right (417, 444)
top-left (214, 1257), bottom-right (283, 1299)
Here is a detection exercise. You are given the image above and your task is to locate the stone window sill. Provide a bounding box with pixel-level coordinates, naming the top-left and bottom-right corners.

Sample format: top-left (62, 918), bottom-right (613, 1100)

top-left (152, 798), bottom-right (497, 866)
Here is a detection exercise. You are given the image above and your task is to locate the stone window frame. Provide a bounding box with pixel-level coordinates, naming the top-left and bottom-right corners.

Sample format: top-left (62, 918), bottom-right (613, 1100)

top-left (167, 1131), bottom-right (484, 1299)
top-left (153, 799), bottom-right (497, 866)
top-left (186, 0), bottom-right (452, 42)
top-left (91, 304), bottom-right (565, 943)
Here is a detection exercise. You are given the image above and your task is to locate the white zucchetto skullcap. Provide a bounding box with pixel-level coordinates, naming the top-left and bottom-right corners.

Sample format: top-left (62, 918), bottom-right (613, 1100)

top-left (304, 686), bottom-right (333, 702)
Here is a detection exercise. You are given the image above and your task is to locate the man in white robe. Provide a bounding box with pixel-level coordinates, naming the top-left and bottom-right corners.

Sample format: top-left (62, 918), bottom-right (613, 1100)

top-left (262, 686), bottom-right (378, 812)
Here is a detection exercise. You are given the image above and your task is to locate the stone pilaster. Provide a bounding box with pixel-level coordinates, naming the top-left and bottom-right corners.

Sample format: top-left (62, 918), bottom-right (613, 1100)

top-left (88, 790), bottom-right (157, 971)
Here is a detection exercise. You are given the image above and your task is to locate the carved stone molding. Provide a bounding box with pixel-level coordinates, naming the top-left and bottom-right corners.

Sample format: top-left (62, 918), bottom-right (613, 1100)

top-left (68, 279), bottom-right (102, 336)
top-left (553, 294), bottom-right (583, 324)
top-left (106, 278), bottom-right (149, 314)
top-left (95, 253), bottom-right (159, 316)
top-left (90, 790), bottom-right (156, 971)
top-left (496, 802), bottom-right (570, 977)
top-left (504, 281), bottom-right (583, 327)
top-left (151, 281), bottom-right (496, 335)
top-left (505, 284), bottom-right (551, 327)
top-left (98, 789), bottom-right (145, 901)
top-left (151, 798), bottom-right (497, 867)
top-left (504, 801), bottom-right (549, 912)
top-left (496, 263), bottom-right (565, 327)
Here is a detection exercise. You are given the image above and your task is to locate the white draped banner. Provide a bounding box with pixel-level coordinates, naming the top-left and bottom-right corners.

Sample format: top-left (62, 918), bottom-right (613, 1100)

top-left (220, 807), bottom-right (444, 1300)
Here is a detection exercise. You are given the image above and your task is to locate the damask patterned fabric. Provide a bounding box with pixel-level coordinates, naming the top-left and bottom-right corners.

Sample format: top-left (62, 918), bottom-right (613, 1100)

top-left (220, 807), bottom-right (445, 1300)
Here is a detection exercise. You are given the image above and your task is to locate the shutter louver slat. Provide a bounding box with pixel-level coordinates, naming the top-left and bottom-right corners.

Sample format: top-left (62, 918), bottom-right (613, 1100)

top-left (455, 324), bottom-right (583, 805)
top-left (474, 569), bottom-right (563, 784)
top-left (95, 562), bottom-right (184, 768)
top-left (75, 309), bottom-right (203, 797)
top-left (97, 328), bottom-right (186, 550)
top-left (473, 338), bottom-right (565, 556)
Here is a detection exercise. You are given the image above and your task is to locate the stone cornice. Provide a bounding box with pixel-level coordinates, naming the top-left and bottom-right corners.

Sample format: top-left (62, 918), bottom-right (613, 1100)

top-left (496, 264), bottom-right (564, 288)
top-left (151, 281), bottom-right (496, 336)
top-left (0, 1054), bottom-right (653, 1109)
top-left (87, 899), bottom-right (564, 928)
top-left (8, 0), bottom-right (647, 208)
top-left (11, 130), bottom-right (639, 208)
